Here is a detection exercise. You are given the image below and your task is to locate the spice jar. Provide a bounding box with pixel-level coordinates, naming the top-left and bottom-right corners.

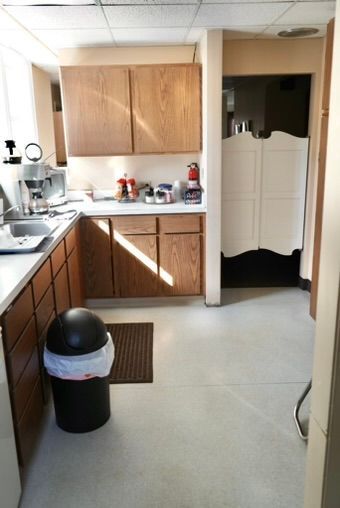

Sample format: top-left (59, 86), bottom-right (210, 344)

top-left (114, 178), bottom-right (126, 201)
top-left (145, 187), bottom-right (155, 204)
top-left (127, 178), bottom-right (139, 201)
top-left (155, 190), bottom-right (166, 204)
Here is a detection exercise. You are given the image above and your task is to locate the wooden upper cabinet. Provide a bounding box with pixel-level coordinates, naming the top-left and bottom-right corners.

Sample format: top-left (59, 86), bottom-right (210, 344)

top-left (131, 64), bottom-right (201, 153)
top-left (60, 66), bottom-right (133, 156)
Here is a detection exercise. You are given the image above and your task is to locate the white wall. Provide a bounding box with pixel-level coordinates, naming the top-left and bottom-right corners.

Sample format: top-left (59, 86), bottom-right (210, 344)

top-left (67, 154), bottom-right (200, 192)
top-left (304, 7), bottom-right (340, 507)
top-left (32, 65), bottom-right (56, 166)
top-left (196, 31), bottom-right (223, 306)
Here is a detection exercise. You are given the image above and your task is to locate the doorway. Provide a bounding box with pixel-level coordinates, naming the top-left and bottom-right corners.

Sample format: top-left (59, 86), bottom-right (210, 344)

top-left (221, 74), bottom-right (311, 288)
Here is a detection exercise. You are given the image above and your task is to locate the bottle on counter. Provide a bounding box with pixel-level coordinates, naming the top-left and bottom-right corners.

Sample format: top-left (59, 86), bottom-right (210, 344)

top-left (185, 163), bottom-right (202, 205)
top-left (155, 189), bottom-right (166, 204)
top-left (187, 162), bottom-right (199, 189)
top-left (173, 180), bottom-right (183, 202)
top-left (127, 178), bottom-right (139, 200)
top-left (114, 177), bottom-right (126, 201)
top-left (145, 187), bottom-right (155, 204)
top-left (158, 183), bottom-right (173, 203)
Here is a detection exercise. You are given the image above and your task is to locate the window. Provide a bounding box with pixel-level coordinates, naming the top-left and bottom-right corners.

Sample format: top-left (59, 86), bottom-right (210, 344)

top-left (0, 45), bottom-right (37, 156)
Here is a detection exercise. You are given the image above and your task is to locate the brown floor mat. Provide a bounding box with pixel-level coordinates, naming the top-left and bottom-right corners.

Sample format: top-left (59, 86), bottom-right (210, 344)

top-left (106, 323), bottom-right (153, 383)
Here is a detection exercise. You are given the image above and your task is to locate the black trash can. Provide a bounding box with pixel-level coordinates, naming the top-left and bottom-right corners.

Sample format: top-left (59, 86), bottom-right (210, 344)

top-left (45, 308), bottom-right (112, 433)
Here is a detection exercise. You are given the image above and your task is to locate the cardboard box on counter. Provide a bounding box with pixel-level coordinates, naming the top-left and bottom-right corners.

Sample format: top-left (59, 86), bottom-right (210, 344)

top-left (184, 188), bottom-right (202, 205)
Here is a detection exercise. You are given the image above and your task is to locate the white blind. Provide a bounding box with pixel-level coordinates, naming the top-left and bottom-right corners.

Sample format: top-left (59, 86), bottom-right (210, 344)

top-left (0, 45), bottom-right (37, 157)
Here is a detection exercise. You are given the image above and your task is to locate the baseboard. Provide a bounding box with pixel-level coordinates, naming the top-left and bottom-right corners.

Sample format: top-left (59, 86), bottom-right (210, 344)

top-left (298, 277), bottom-right (311, 292)
top-left (86, 296), bottom-right (204, 308)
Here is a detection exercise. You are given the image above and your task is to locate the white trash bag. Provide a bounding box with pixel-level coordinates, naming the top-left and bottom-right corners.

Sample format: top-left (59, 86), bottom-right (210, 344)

top-left (44, 332), bottom-right (115, 381)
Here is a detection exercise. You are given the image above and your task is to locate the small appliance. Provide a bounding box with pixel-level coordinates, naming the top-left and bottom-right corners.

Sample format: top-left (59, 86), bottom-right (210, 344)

top-left (2, 140), bottom-right (22, 164)
top-left (18, 143), bottom-right (52, 214)
top-left (43, 169), bottom-right (68, 207)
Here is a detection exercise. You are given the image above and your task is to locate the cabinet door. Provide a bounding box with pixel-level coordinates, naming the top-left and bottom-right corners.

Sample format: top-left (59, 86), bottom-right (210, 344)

top-left (61, 66), bottom-right (133, 156)
top-left (16, 378), bottom-right (43, 467)
top-left (159, 234), bottom-right (201, 296)
top-left (113, 233), bottom-right (160, 297)
top-left (80, 218), bottom-right (114, 298)
top-left (132, 64), bottom-right (201, 153)
top-left (32, 258), bottom-right (52, 308)
top-left (53, 264), bottom-right (70, 315)
top-left (67, 248), bottom-right (84, 308)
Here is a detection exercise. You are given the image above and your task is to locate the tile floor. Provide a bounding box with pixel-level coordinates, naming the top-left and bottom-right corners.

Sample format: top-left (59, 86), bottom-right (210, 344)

top-left (20, 288), bottom-right (315, 508)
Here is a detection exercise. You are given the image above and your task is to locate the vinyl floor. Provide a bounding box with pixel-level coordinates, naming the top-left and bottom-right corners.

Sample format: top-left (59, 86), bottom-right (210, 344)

top-left (20, 288), bottom-right (314, 508)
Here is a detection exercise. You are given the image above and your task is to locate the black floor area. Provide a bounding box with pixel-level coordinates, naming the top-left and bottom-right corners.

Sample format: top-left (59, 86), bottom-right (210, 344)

top-left (221, 249), bottom-right (301, 288)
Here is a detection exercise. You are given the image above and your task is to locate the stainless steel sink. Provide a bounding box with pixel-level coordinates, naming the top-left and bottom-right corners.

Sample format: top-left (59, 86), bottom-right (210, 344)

top-left (3, 221), bottom-right (58, 237)
top-left (0, 220), bottom-right (59, 253)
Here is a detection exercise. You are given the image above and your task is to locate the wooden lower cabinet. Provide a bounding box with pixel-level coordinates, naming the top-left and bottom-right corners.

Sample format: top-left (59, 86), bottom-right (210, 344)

top-left (159, 233), bottom-right (201, 295)
top-left (67, 247), bottom-right (84, 307)
top-left (110, 214), bottom-right (204, 297)
top-left (80, 218), bottom-right (114, 298)
top-left (0, 222), bottom-right (85, 478)
top-left (15, 378), bottom-right (44, 467)
top-left (53, 263), bottom-right (71, 315)
top-left (114, 234), bottom-right (161, 297)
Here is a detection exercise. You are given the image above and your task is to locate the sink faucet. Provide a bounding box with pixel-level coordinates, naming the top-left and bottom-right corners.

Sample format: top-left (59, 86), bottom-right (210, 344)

top-left (0, 204), bottom-right (21, 224)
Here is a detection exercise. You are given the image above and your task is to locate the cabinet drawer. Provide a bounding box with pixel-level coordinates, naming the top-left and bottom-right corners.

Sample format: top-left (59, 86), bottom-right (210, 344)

top-left (7, 317), bottom-right (37, 388)
top-left (113, 216), bottom-right (156, 235)
top-left (16, 377), bottom-right (43, 467)
top-left (38, 311), bottom-right (56, 404)
top-left (159, 215), bottom-right (201, 234)
top-left (32, 258), bottom-right (52, 307)
top-left (35, 286), bottom-right (55, 336)
top-left (54, 263), bottom-right (70, 315)
top-left (37, 309), bottom-right (55, 360)
top-left (12, 346), bottom-right (40, 423)
top-left (51, 240), bottom-right (66, 277)
top-left (3, 285), bottom-right (34, 352)
top-left (65, 227), bottom-right (76, 257)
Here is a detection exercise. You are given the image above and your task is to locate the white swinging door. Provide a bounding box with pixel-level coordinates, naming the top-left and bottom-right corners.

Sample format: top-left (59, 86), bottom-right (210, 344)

top-left (222, 131), bottom-right (309, 258)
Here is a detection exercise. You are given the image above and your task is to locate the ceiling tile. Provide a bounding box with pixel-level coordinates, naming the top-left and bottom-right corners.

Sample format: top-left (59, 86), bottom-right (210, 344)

top-left (0, 28), bottom-right (57, 64)
top-left (223, 25), bottom-right (268, 38)
top-left (112, 27), bottom-right (188, 45)
top-left (3, 0), bottom-right (95, 5)
top-left (0, 8), bottom-right (22, 29)
top-left (259, 23), bottom-right (327, 38)
top-left (202, 0), bottom-right (282, 3)
top-left (104, 5), bottom-right (197, 28)
top-left (193, 3), bottom-right (292, 27)
top-left (272, 1), bottom-right (336, 25)
top-left (4, 6), bottom-right (107, 30)
top-left (102, 0), bottom-right (199, 3)
top-left (32, 28), bottom-right (113, 49)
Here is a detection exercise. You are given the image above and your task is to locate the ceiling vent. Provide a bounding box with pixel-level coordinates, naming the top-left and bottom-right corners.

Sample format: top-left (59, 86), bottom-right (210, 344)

top-left (278, 27), bottom-right (319, 38)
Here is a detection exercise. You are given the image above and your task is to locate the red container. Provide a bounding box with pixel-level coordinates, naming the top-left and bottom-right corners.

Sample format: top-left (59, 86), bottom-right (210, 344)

top-left (187, 163), bottom-right (199, 183)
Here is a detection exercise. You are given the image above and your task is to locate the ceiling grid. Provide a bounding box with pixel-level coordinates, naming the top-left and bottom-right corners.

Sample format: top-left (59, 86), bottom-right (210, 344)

top-left (0, 0), bottom-right (336, 77)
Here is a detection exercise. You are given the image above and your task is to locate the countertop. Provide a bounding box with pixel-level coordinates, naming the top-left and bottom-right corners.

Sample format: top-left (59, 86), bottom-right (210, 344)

top-left (0, 198), bottom-right (206, 315)
top-left (67, 196), bottom-right (206, 216)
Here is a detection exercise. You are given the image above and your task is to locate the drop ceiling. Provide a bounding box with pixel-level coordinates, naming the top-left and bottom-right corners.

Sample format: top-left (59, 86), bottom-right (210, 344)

top-left (0, 0), bottom-right (336, 77)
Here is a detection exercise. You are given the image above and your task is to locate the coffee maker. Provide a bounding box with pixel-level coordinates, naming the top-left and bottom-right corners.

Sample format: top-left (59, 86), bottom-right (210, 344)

top-left (18, 144), bottom-right (52, 214)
